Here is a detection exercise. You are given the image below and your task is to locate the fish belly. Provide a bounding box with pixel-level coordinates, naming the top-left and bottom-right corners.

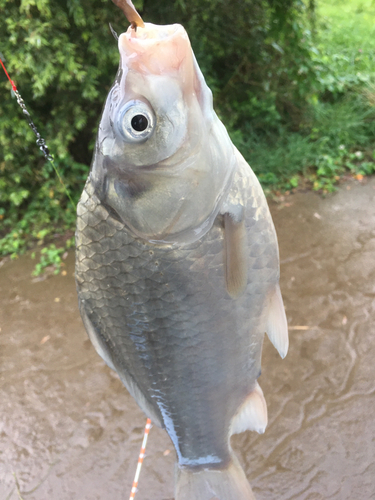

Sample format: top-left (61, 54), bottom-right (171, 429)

top-left (75, 177), bottom-right (278, 468)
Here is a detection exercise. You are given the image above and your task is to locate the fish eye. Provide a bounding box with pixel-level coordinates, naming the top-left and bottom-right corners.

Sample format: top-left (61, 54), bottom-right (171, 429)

top-left (116, 100), bottom-right (155, 143)
top-left (131, 114), bottom-right (148, 132)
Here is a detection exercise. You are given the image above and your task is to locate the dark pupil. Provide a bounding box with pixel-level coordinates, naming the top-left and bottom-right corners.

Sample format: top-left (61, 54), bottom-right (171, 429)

top-left (131, 114), bottom-right (148, 132)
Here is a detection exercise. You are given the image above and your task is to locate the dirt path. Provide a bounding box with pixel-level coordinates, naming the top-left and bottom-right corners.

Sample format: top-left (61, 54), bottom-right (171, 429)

top-left (1, 177), bottom-right (375, 500)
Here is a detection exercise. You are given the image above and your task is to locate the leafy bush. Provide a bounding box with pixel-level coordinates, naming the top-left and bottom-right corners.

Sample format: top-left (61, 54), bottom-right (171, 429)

top-left (0, 0), bottom-right (123, 255)
top-left (143, 0), bottom-right (320, 133)
top-left (1, 0), bottom-right (375, 263)
top-left (1, 0), bottom-right (320, 259)
top-left (32, 239), bottom-right (74, 275)
top-left (315, 0), bottom-right (375, 96)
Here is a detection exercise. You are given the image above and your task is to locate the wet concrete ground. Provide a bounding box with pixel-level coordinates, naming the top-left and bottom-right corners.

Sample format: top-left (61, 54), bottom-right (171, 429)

top-left (1, 177), bottom-right (375, 500)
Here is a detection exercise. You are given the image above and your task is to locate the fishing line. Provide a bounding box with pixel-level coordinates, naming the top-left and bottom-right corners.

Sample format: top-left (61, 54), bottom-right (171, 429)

top-left (0, 56), bottom-right (76, 211)
top-left (129, 418), bottom-right (152, 500)
top-left (2, 55), bottom-right (152, 500)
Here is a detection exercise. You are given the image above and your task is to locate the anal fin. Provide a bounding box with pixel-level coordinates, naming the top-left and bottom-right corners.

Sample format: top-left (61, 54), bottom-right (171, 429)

top-left (230, 382), bottom-right (268, 435)
top-left (266, 285), bottom-right (289, 358)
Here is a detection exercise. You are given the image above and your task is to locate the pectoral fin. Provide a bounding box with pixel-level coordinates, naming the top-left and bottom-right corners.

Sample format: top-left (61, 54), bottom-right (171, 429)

top-left (230, 382), bottom-right (268, 435)
top-left (223, 210), bottom-right (248, 299)
top-left (266, 285), bottom-right (289, 358)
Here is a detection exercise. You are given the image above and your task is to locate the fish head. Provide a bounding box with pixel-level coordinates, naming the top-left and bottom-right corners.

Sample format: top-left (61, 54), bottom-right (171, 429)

top-left (90, 23), bottom-right (235, 244)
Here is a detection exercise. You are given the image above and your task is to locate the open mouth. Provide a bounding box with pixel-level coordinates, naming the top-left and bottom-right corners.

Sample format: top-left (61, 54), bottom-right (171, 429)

top-left (130, 23), bottom-right (182, 41)
top-left (118, 22), bottom-right (192, 77)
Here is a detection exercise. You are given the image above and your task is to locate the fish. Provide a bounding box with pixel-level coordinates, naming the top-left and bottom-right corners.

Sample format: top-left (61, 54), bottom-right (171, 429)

top-left (75, 20), bottom-right (288, 500)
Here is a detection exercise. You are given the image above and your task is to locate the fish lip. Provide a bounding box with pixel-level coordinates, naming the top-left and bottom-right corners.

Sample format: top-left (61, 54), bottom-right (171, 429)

top-left (118, 22), bottom-right (192, 77)
top-left (118, 23), bottom-right (186, 63)
top-left (119, 22), bottom-right (186, 46)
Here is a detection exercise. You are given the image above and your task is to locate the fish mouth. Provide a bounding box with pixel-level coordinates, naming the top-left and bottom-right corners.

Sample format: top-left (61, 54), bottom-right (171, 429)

top-left (126, 23), bottom-right (184, 42)
top-left (120, 22), bottom-right (186, 45)
top-left (118, 22), bottom-right (193, 77)
top-left (118, 22), bottom-right (211, 116)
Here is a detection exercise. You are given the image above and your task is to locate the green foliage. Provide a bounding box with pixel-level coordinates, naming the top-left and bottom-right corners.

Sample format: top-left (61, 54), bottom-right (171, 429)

top-left (143, 0), bottom-right (320, 133)
top-left (315, 0), bottom-right (375, 95)
top-left (31, 237), bottom-right (74, 275)
top-left (0, 229), bottom-right (28, 258)
top-left (229, 0), bottom-right (375, 192)
top-left (230, 84), bottom-right (375, 193)
top-left (31, 244), bottom-right (64, 275)
top-left (1, 0), bottom-right (375, 266)
top-left (0, 0), bottom-right (121, 260)
top-left (1, 0), bottom-right (319, 265)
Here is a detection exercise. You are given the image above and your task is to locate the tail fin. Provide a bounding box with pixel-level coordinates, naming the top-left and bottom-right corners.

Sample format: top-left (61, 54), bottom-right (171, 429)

top-left (175, 454), bottom-right (256, 500)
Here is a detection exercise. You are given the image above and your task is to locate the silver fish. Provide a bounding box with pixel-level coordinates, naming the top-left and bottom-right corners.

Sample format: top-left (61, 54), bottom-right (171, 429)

top-left (75, 22), bottom-right (288, 500)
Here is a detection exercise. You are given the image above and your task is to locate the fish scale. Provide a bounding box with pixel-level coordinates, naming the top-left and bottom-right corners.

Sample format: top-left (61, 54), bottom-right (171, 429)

top-left (76, 171), bottom-right (277, 469)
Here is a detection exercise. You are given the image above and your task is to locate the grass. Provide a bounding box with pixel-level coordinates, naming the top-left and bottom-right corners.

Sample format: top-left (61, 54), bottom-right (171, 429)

top-left (233, 0), bottom-right (375, 193)
top-left (315, 0), bottom-right (375, 97)
top-left (233, 90), bottom-right (375, 194)
top-left (317, 0), bottom-right (375, 73)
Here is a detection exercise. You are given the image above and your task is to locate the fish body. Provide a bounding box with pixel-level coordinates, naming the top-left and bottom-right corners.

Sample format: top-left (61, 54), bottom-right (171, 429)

top-left (75, 22), bottom-right (288, 500)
